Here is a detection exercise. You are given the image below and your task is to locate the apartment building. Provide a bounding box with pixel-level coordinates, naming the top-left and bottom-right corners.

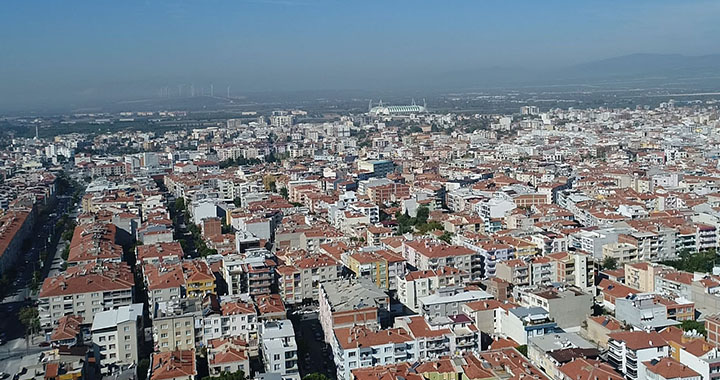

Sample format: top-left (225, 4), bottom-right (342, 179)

top-left (514, 286), bottom-right (592, 329)
top-left (403, 239), bottom-right (477, 277)
top-left (182, 260), bottom-right (216, 298)
top-left (208, 337), bottom-right (250, 377)
top-left (276, 254), bottom-right (342, 305)
top-left (496, 306), bottom-right (558, 345)
top-left (153, 298), bottom-right (203, 352)
top-left (346, 250), bottom-right (405, 291)
top-left (418, 287), bottom-right (493, 318)
top-left (260, 319), bottom-right (299, 380)
top-left (144, 262), bottom-right (186, 308)
top-left (607, 331), bottom-right (670, 380)
top-left (39, 262), bottom-right (134, 330)
top-left (91, 304), bottom-right (143, 374)
top-left (203, 300), bottom-right (258, 346)
top-left (318, 279), bottom-right (389, 345)
top-left (546, 250), bottom-right (595, 291)
top-left (396, 267), bottom-right (469, 313)
top-left (333, 326), bottom-right (418, 380)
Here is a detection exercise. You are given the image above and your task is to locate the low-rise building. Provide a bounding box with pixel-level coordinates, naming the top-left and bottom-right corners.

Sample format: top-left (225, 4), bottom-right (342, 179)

top-left (149, 349), bottom-right (197, 380)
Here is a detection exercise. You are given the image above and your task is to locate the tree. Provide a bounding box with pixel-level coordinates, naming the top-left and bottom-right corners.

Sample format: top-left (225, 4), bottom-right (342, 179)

top-left (262, 174), bottom-right (277, 192)
top-left (661, 249), bottom-right (717, 273)
top-left (202, 370), bottom-right (246, 380)
top-left (137, 358), bottom-right (150, 380)
top-left (233, 197), bottom-right (242, 208)
top-left (415, 206), bottom-right (430, 226)
top-left (602, 257), bottom-right (618, 271)
top-left (280, 187), bottom-right (289, 200)
top-left (19, 306), bottom-right (40, 343)
top-left (438, 231), bottom-right (453, 244)
top-left (303, 374), bottom-right (330, 380)
top-left (681, 320), bottom-right (706, 337)
top-left (515, 345), bottom-right (528, 356)
top-left (174, 198), bottom-right (186, 213)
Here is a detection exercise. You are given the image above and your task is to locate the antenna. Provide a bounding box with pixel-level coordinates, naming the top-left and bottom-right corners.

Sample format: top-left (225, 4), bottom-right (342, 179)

top-left (210, 83), bottom-right (214, 97)
top-left (227, 85), bottom-right (231, 98)
top-left (423, 98), bottom-right (426, 108)
top-left (412, 98), bottom-right (416, 106)
top-left (368, 99), bottom-right (372, 112)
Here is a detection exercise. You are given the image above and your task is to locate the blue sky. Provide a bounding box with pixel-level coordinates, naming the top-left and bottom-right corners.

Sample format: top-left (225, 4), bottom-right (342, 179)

top-left (1, 0), bottom-right (719, 110)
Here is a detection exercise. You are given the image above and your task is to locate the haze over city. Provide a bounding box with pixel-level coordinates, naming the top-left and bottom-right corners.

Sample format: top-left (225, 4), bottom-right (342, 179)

top-left (2, 0), bottom-right (720, 112)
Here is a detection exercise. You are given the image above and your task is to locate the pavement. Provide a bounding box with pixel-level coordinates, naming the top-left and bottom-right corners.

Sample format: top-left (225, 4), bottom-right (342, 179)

top-left (0, 337), bottom-right (46, 376)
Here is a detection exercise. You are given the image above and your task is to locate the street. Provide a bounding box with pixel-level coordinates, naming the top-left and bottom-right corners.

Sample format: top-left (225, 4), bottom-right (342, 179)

top-left (0, 190), bottom-right (77, 365)
top-left (290, 311), bottom-right (337, 379)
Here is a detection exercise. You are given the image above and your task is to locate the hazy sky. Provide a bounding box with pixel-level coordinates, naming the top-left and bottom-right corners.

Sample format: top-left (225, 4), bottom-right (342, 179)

top-left (1, 0), bottom-right (719, 111)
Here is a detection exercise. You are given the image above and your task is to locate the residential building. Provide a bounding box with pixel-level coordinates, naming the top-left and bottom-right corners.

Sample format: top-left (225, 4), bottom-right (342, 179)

top-left (91, 304), bottom-right (143, 374)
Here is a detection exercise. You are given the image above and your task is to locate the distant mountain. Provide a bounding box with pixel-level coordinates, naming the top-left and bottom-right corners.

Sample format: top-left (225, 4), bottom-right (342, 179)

top-left (433, 53), bottom-right (720, 90)
top-left (562, 53), bottom-right (720, 81)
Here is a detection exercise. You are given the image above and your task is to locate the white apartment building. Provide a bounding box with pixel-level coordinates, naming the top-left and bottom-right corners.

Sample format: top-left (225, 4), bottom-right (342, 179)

top-left (607, 331), bottom-right (670, 380)
top-left (91, 304), bottom-right (143, 374)
top-left (332, 326), bottom-right (419, 380)
top-left (260, 319), bottom-right (299, 380)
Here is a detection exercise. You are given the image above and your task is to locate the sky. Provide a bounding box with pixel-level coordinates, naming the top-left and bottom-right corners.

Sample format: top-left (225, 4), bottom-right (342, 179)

top-left (1, 0), bottom-right (719, 112)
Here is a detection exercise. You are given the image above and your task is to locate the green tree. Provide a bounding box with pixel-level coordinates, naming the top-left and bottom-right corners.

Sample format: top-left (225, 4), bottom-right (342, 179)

top-left (680, 320), bottom-right (706, 337)
top-left (303, 374), bottom-right (331, 380)
top-left (233, 197), bottom-right (242, 208)
top-left (137, 358), bottom-right (150, 380)
top-left (515, 345), bottom-right (528, 356)
top-left (174, 198), bottom-right (186, 213)
top-left (19, 306), bottom-right (40, 343)
top-left (201, 370), bottom-right (246, 380)
top-left (417, 221), bottom-right (443, 235)
top-left (661, 249), bottom-right (717, 273)
top-left (415, 206), bottom-right (430, 226)
top-left (438, 231), bottom-right (453, 244)
top-left (280, 187), bottom-right (289, 200)
top-left (602, 257), bottom-right (618, 271)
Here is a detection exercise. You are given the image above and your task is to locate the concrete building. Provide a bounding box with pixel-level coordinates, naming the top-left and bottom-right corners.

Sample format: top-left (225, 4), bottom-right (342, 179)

top-left (149, 350), bottom-right (197, 380)
top-left (153, 298), bottom-right (203, 352)
top-left (396, 267), bottom-right (469, 313)
top-left (607, 331), bottom-right (670, 380)
top-left (615, 293), bottom-right (681, 331)
top-left (418, 287), bottom-right (492, 318)
top-left (318, 279), bottom-right (389, 345)
top-left (514, 286), bottom-right (593, 330)
top-left (527, 332), bottom-right (598, 380)
top-left (39, 262), bottom-right (134, 330)
top-left (91, 304), bottom-right (143, 374)
top-left (332, 325), bottom-right (418, 380)
top-left (496, 306), bottom-right (558, 345)
top-left (260, 319), bottom-right (299, 380)
top-left (357, 160), bottom-right (394, 178)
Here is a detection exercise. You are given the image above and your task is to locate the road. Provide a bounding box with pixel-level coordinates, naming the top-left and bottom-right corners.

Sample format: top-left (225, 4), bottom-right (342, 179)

top-left (0, 192), bottom-right (76, 342)
top-left (291, 311), bottom-right (337, 379)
